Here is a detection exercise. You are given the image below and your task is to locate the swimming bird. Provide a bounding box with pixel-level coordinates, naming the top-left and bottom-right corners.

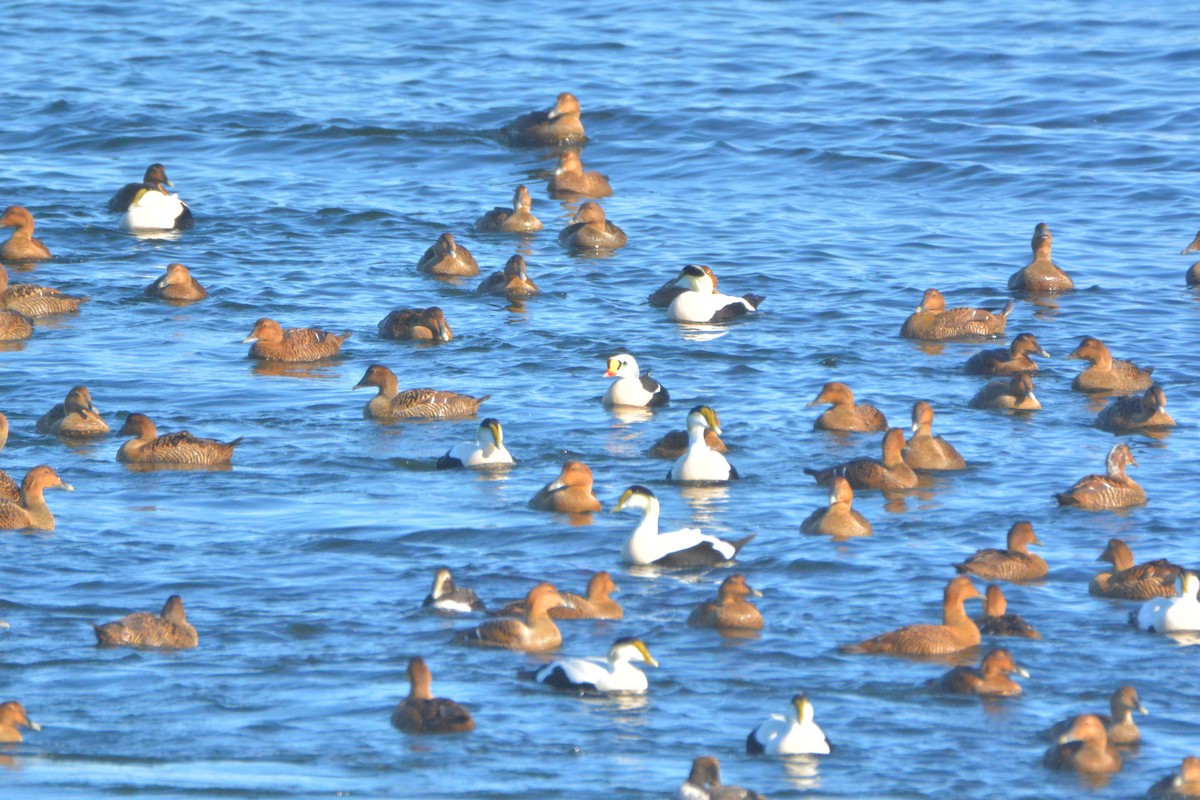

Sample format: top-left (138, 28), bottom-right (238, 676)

top-left (902, 401), bottom-right (966, 471)
top-left (377, 306), bottom-right (453, 342)
top-left (968, 372), bottom-right (1041, 411)
top-left (667, 264), bottom-right (762, 323)
top-left (1184, 232), bottom-right (1200, 287)
top-left (144, 263), bottom-right (208, 303)
top-left (1148, 756), bottom-right (1200, 798)
top-left (1043, 687), bottom-right (1148, 747)
top-left (475, 255), bottom-right (539, 297)
top-left (353, 364), bottom-right (487, 421)
top-left (0, 466), bottom-right (72, 531)
top-left (669, 406), bottom-right (739, 482)
top-left (840, 576), bottom-right (982, 656)
top-left (613, 485), bottom-right (754, 567)
top-left (0, 264), bottom-right (85, 317)
top-left (452, 583), bottom-right (567, 651)
top-left (687, 574), bottom-right (763, 631)
top-left (0, 309), bottom-right (33, 341)
top-left (964, 333), bottom-right (1050, 375)
top-left (648, 264), bottom-right (724, 308)
top-left (94, 595), bottom-right (198, 649)
top-left (1010, 222), bottom-right (1073, 292)
top-left (977, 584), bottom-right (1041, 639)
top-left (116, 413), bottom-right (242, 466)
top-left (603, 353), bottom-right (669, 408)
top-left (807, 382), bottom-right (888, 432)
top-left (474, 185), bottom-right (543, 232)
top-left (1042, 714), bottom-right (1121, 774)
top-left (108, 164), bottom-right (194, 231)
top-left (528, 461), bottom-right (602, 513)
top-left (36, 386), bottom-right (109, 437)
top-left (1089, 538), bottom-right (1181, 600)
top-left (1134, 573), bottom-right (1200, 633)
top-left (747, 694), bottom-right (831, 755)
top-left (547, 149), bottom-right (611, 197)
top-left (648, 428), bottom-right (727, 459)
top-left (899, 288), bottom-right (1014, 341)
top-left (675, 756), bottom-right (765, 800)
top-left (1096, 384), bottom-right (1174, 432)
top-left (0, 702), bottom-right (40, 743)
top-left (416, 233), bottom-right (479, 276)
top-left (557, 202), bottom-right (627, 250)
top-left (243, 318), bottom-right (350, 362)
top-left (0, 412), bottom-right (16, 502)
top-left (1066, 336), bottom-right (1154, 394)
top-left (530, 638), bottom-right (657, 694)
top-left (422, 567), bottom-right (487, 613)
top-left (0, 206), bottom-right (51, 261)
top-left (956, 521), bottom-right (1047, 582)
top-left (933, 647), bottom-right (1029, 696)
top-left (800, 476), bottom-right (872, 538)
top-left (495, 571), bottom-right (623, 621)
top-left (390, 656), bottom-right (474, 734)
top-left (804, 427), bottom-right (918, 490)
top-left (436, 418), bottom-right (513, 469)
top-left (1055, 443), bottom-right (1144, 509)
top-left (500, 92), bottom-right (585, 146)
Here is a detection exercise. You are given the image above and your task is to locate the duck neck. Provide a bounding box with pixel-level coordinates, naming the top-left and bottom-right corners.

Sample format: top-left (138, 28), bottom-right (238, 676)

top-left (629, 501), bottom-right (660, 544)
top-left (943, 594), bottom-right (970, 625)
top-left (19, 485), bottom-right (52, 528)
top-left (686, 423), bottom-right (709, 452)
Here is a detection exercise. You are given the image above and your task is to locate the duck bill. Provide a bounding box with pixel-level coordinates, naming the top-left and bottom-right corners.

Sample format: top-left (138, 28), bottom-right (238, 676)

top-left (242, 335), bottom-right (260, 344)
top-left (58, 481), bottom-right (74, 492)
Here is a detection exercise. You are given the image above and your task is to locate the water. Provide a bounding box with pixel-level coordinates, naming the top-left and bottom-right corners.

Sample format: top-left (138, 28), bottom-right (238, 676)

top-left (1, 1), bottom-right (1199, 797)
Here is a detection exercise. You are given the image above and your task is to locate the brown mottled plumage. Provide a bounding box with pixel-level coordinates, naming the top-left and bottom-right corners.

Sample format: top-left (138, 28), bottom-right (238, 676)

top-left (933, 647), bottom-right (1027, 696)
top-left (1089, 538), bottom-right (1181, 600)
top-left (497, 571), bottom-right (622, 621)
top-left (805, 428), bottom-right (918, 490)
top-left (116, 413), bottom-right (241, 466)
top-left (968, 372), bottom-right (1041, 410)
top-left (377, 306), bottom-right (452, 342)
top-left (1096, 384), bottom-right (1174, 432)
top-left (474, 185), bottom-right (542, 232)
top-left (1043, 714), bottom-right (1122, 774)
top-left (687, 574), bottom-right (764, 631)
top-left (648, 428), bottom-right (727, 459)
top-left (501, 92), bottom-right (585, 147)
top-left (36, 386), bottom-right (109, 438)
top-left (390, 657), bottom-right (474, 734)
top-left (416, 233), bottom-right (479, 276)
top-left (528, 461), bottom-right (602, 513)
top-left (0, 702), bottom-right (40, 743)
top-left (903, 401), bottom-right (966, 471)
top-left (977, 584), bottom-right (1041, 639)
top-left (0, 263), bottom-right (85, 317)
top-left (476, 255), bottom-right (539, 297)
top-left (0, 412), bottom-right (17, 503)
top-left (0, 206), bottom-right (51, 261)
top-left (0, 309), bottom-right (33, 341)
top-left (558, 202), bottom-right (627, 250)
top-left (800, 476), bottom-right (872, 538)
top-left (964, 333), bottom-right (1050, 375)
top-left (1009, 222), bottom-right (1073, 292)
top-left (899, 288), bottom-right (1013, 341)
top-left (1148, 756), bottom-right (1200, 798)
top-left (807, 381), bottom-right (888, 432)
top-left (94, 595), bottom-right (198, 649)
top-left (1043, 687), bottom-right (1148, 747)
top-left (956, 521), bottom-right (1047, 582)
top-left (548, 149), bottom-right (611, 198)
top-left (353, 365), bottom-right (487, 421)
top-left (144, 263), bottom-right (208, 303)
top-left (243, 318), bottom-right (350, 362)
top-left (1067, 336), bottom-right (1154, 394)
top-left (452, 583), bottom-right (567, 652)
top-left (841, 576), bottom-right (981, 656)
top-left (1056, 443), bottom-right (1145, 509)
top-left (0, 465), bottom-right (72, 531)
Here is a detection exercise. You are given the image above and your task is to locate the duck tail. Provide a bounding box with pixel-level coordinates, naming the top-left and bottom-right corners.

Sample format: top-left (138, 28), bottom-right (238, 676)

top-left (227, 437), bottom-right (246, 449)
top-left (340, 330), bottom-right (353, 341)
top-left (1054, 492), bottom-right (1078, 507)
top-left (803, 466), bottom-right (831, 485)
top-left (743, 293), bottom-right (766, 309)
top-left (731, 533), bottom-right (757, 555)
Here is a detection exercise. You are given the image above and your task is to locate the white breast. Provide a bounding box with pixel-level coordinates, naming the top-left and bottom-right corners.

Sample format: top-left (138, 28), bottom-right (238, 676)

top-left (121, 191), bottom-right (188, 231)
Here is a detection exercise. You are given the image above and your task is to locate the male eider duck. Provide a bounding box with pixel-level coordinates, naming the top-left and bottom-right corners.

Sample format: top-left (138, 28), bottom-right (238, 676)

top-left (547, 149), bottom-right (611, 197)
top-left (144, 263), bottom-right (207, 303)
top-left (474, 185), bottom-right (542, 233)
top-left (747, 694), bottom-right (831, 756)
top-left (675, 756), bottom-right (765, 800)
top-left (1148, 756), bottom-right (1200, 798)
top-left (903, 401), bottom-right (966, 471)
top-left (475, 255), bottom-right (539, 297)
top-left (1043, 686), bottom-right (1148, 747)
top-left (1134, 572), bottom-right (1200, 633)
top-left (108, 164), bottom-right (194, 231)
top-left (968, 372), bottom-right (1041, 411)
top-left (603, 353), bottom-right (669, 408)
top-left (496, 571), bottom-right (622, 621)
top-left (557, 201), bottom-right (627, 251)
top-left (0, 702), bottom-right (40, 743)
top-left (648, 428), bottom-right (726, 460)
top-left (686, 574), bottom-right (763, 631)
top-left (933, 647), bottom-right (1028, 696)
top-left (977, 584), bottom-right (1041, 639)
top-left (955, 521), bottom-right (1047, 582)
top-left (451, 583), bottom-right (567, 652)
top-left (500, 92), bottom-right (585, 147)
top-left (899, 288), bottom-right (1014, 341)
top-left (391, 656), bottom-right (475, 734)
top-left (0, 466), bottom-right (72, 531)
top-left (1096, 384), bottom-right (1174, 432)
top-left (416, 233), bottom-right (479, 277)
top-left (648, 264), bottom-right (722, 308)
top-left (1043, 714), bottom-right (1121, 774)
top-left (800, 476), bottom-right (872, 538)
top-left (1010, 222), bottom-right (1073, 292)
top-left (807, 381), bottom-right (888, 432)
top-left (1055, 443), bottom-right (1145, 509)
top-left (353, 364), bottom-right (487, 421)
top-left (0, 206), bottom-right (52, 261)
top-left (94, 594), bottom-right (198, 649)
top-left (669, 406), bottom-right (739, 482)
top-left (614, 485), bottom-right (754, 567)
top-left (378, 306), bottom-right (452, 342)
top-left (423, 567), bottom-right (487, 613)
top-left (1066, 336), bottom-right (1154, 394)
top-left (116, 413), bottom-right (242, 466)
top-left (437, 418), bottom-right (513, 469)
top-left (36, 386), bottom-right (109, 438)
top-left (964, 332), bottom-right (1050, 375)
top-left (0, 309), bottom-right (33, 341)
top-left (840, 576), bottom-right (981, 656)
top-left (667, 264), bottom-right (761, 323)
top-left (243, 318), bottom-right (349, 362)
top-left (0, 264), bottom-right (85, 317)
top-left (1089, 538), bottom-right (1181, 600)
top-left (530, 637), bottom-right (657, 694)
top-left (804, 427), bottom-right (918, 491)
top-left (528, 461), bottom-right (602, 513)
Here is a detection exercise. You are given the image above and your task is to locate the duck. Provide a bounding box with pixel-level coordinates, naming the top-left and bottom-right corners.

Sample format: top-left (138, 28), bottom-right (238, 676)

top-left (1043, 687), bottom-right (1148, 747)
top-left (968, 372), bottom-right (1041, 411)
top-left (687, 574), bottom-right (764, 631)
top-left (500, 92), bottom-right (585, 146)
top-left (804, 427), bottom-right (918, 491)
top-left (603, 353), bottom-right (669, 408)
top-left (530, 638), bottom-right (657, 694)
top-left (116, 413), bottom-right (242, 466)
top-left (557, 201), bottom-right (627, 250)
top-left (243, 318), bottom-right (350, 362)
top-left (899, 288), bottom-right (1014, 341)
top-left (0, 309), bottom-right (33, 341)
top-left (451, 583), bottom-right (567, 651)
top-left (1134, 573), bottom-right (1200, 633)
top-left (1066, 336), bottom-right (1154, 394)
top-left (143, 263), bottom-right (208, 303)
top-left (1148, 756), bottom-right (1200, 798)
top-left (648, 428), bottom-right (726, 459)
top-left (1010, 222), bottom-right (1074, 292)
top-left (416, 233), bottom-right (479, 276)
top-left (475, 255), bottom-right (539, 297)
top-left (0, 702), bottom-right (40, 743)
top-left (495, 571), bottom-right (622, 621)
top-left (1043, 714), bottom-right (1121, 774)
top-left (1056, 442), bottom-right (1145, 509)
top-left (94, 594), bottom-right (198, 649)
top-left (800, 476), bottom-right (873, 538)
top-left (436, 418), bottom-right (513, 469)
top-left (0, 465), bottom-right (72, 531)
top-left (547, 149), bottom-right (611, 197)
top-left (613, 485), bottom-right (754, 567)
top-left (955, 521), bottom-right (1047, 582)
top-left (353, 364), bottom-right (487, 421)
top-left (0, 412), bottom-right (16, 502)
top-left (977, 584), bottom-right (1041, 639)
top-left (675, 756), bottom-right (765, 800)
top-left (840, 576), bottom-right (981, 656)
top-left (422, 567), bottom-right (487, 613)
top-left (1089, 538), bottom-right (1182, 600)
top-left (528, 461), bottom-right (602, 513)
top-left (474, 185), bottom-right (542, 232)
top-left (669, 406), bottom-right (739, 482)
top-left (390, 656), bottom-right (474, 734)
top-left (648, 264), bottom-right (729, 308)
top-left (1096, 384), bottom-right (1175, 432)
top-left (108, 163), bottom-right (194, 231)
top-left (964, 332), bottom-right (1050, 375)
top-left (0, 264), bottom-right (86, 317)
top-left (667, 264), bottom-right (762, 323)
top-left (36, 386), bottom-right (109, 437)
top-left (1184, 232), bottom-right (1200, 286)
top-left (903, 401), bottom-right (966, 471)
top-left (377, 306), bottom-right (452, 342)
top-left (747, 694), bottom-right (831, 756)
top-left (933, 647), bottom-right (1029, 696)
top-left (0, 206), bottom-right (52, 261)
top-left (807, 382), bottom-right (888, 432)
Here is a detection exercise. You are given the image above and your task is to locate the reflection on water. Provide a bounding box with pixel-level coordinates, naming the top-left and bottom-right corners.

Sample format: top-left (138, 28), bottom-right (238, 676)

top-left (250, 359), bottom-right (347, 380)
top-left (676, 482), bottom-right (729, 520)
top-left (779, 754), bottom-right (821, 790)
top-left (677, 325), bottom-right (731, 343)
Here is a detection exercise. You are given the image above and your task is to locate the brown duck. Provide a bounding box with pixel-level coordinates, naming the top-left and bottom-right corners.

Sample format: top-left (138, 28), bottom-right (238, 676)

top-left (1042, 714), bottom-right (1122, 774)
top-left (474, 185), bottom-right (542, 232)
top-left (970, 371), bottom-right (1040, 410)
top-left (116, 413), bottom-right (242, 466)
top-left (144, 263), bottom-right (208, 303)
top-left (547, 149), bottom-right (611, 197)
top-left (0, 411), bottom-right (17, 502)
top-left (677, 756), bottom-right (765, 800)
top-left (1056, 443), bottom-right (1145, 509)
top-left (496, 571), bottom-right (622, 621)
top-left (1148, 755), bottom-right (1200, 798)
top-left (243, 318), bottom-right (350, 362)
top-left (36, 386), bottom-right (109, 437)
top-left (977, 584), bottom-right (1041, 639)
top-left (94, 595), bottom-right (198, 649)
top-left (377, 306), bottom-right (452, 342)
top-left (0, 206), bottom-right (51, 261)
top-left (528, 460), bottom-right (602, 513)
top-left (687, 574), bottom-right (764, 631)
top-left (353, 364), bottom-right (487, 421)
top-left (0, 701), bottom-right (40, 743)
top-left (1184, 232), bottom-right (1200, 287)
top-left (416, 233), bottom-right (479, 276)
top-left (1089, 538), bottom-right (1181, 600)
top-left (1043, 686), bottom-right (1148, 747)
top-left (501, 91), bottom-right (585, 146)
top-left (558, 202), bottom-right (627, 250)
top-left (807, 381), bottom-right (888, 432)
top-left (899, 288), bottom-right (1013, 341)
top-left (0, 465), bottom-right (72, 531)
top-left (932, 647), bottom-right (1028, 696)
top-left (841, 576), bottom-right (981, 656)
top-left (390, 657), bottom-right (475, 734)
top-left (1067, 336), bottom-right (1154, 394)
top-left (0, 309), bottom-right (33, 341)
top-left (1009, 222), bottom-right (1074, 292)
top-left (1096, 384), bottom-right (1174, 432)
top-left (476, 255), bottom-right (539, 297)
top-left (956, 521), bottom-right (1047, 582)
top-left (804, 427), bottom-right (918, 490)
top-left (902, 401), bottom-right (966, 471)
top-left (800, 476), bottom-right (872, 538)
top-left (0, 263), bottom-right (85, 317)
top-left (452, 583), bottom-right (567, 652)
top-left (964, 332), bottom-right (1050, 375)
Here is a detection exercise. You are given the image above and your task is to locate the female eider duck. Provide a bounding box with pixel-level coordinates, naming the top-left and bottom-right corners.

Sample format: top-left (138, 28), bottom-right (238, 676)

top-left (144, 263), bottom-right (207, 303)
top-left (955, 521), bottom-right (1047, 582)
top-left (1067, 336), bottom-right (1154, 394)
top-left (1148, 756), bottom-right (1200, 798)
top-left (964, 332), bottom-right (1050, 375)
top-left (1011, 222), bottom-right (1073, 292)
top-left (687, 574), bottom-right (763, 631)
top-left (0, 309), bottom-right (33, 341)
top-left (648, 264), bottom-right (720, 308)
top-left (1089, 538), bottom-right (1182, 600)
top-left (1043, 714), bottom-right (1122, 774)
top-left (0, 465), bottom-right (72, 531)
top-left (1043, 686), bottom-right (1148, 747)
top-left (613, 485), bottom-right (754, 567)
top-left (903, 401), bottom-right (966, 471)
top-left (841, 576), bottom-right (982, 656)
top-left (603, 353), bottom-right (669, 408)
top-left (804, 427), bottom-right (918, 491)
top-left (500, 91), bottom-right (585, 146)
top-left (474, 185), bottom-right (542, 233)
top-left (476, 255), bottom-right (539, 297)
top-left (243, 318), bottom-right (350, 362)
top-left (108, 164), bottom-right (194, 231)
top-left (1096, 384), bottom-right (1174, 432)
top-left (899, 288), bottom-right (1014, 341)
top-left (800, 476), bottom-right (872, 538)
top-left (353, 364), bottom-right (488, 421)
top-left (977, 584), bottom-right (1041, 639)
top-left (0, 206), bottom-right (52, 261)
top-left (558, 201), bottom-right (627, 251)
top-left (94, 594), bottom-right (198, 649)
top-left (548, 149), bottom-right (612, 198)
top-left (669, 406), bottom-right (739, 482)
top-left (528, 461), bottom-right (602, 513)
top-left (1184, 232), bottom-right (1200, 286)
top-left (0, 264), bottom-right (85, 317)
top-left (423, 567), bottom-right (487, 613)
top-left (676, 756), bottom-right (765, 800)
top-left (933, 647), bottom-right (1029, 696)
top-left (36, 386), bottom-right (109, 437)
top-left (0, 412), bottom-right (17, 502)
top-left (391, 656), bottom-right (474, 734)
top-left (530, 637), bottom-right (657, 694)
top-left (747, 694), bottom-right (831, 756)
top-left (116, 413), bottom-right (242, 466)
top-left (0, 702), bottom-right (40, 743)
top-left (496, 571), bottom-right (622, 621)
top-left (1134, 572), bottom-right (1200, 633)
top-left (667, 264), bottom-right (761, 323)
top-left (452, 583), bottom-right (567, 652)
top-left (807, 382), bottom-right (888, 432)
top-left (416, 233), bottom-right (479, 276)
top-left (1055, 442), bottom-right (1145, 509)
top-left (378, 306), bottom-right (452, 342)
top-left (437, 418), bottom-right (513, 469)
top-left (968, 372), bottom-right (1041, 411)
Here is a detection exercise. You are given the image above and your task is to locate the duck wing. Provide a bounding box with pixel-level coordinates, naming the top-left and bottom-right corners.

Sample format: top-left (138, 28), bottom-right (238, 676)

top-left (652, 532), bottom-right (755, 567)
top-left (842, 622), bottom-right (976, 655)
top-left (107, 182), bottom-right (146, 212)
top-left (388, 389), bottom-right (488, 419)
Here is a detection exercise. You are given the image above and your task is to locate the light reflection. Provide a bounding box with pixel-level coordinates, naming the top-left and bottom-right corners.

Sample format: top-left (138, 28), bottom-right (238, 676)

top-left (780, 754), bottom-right (821, 789)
